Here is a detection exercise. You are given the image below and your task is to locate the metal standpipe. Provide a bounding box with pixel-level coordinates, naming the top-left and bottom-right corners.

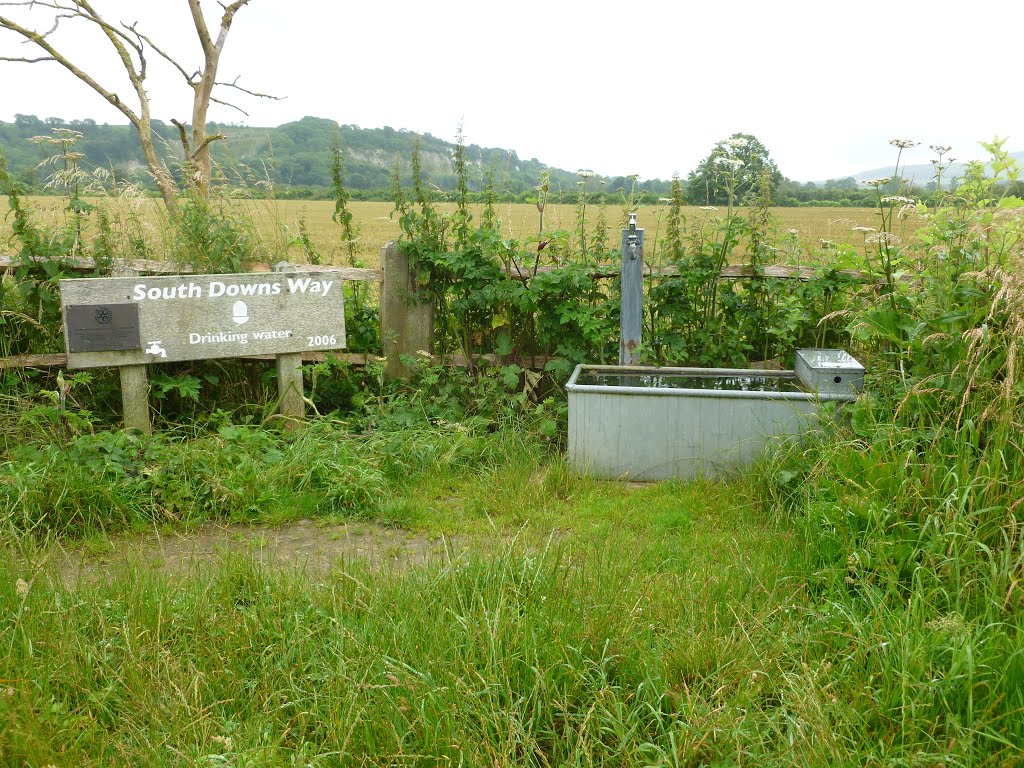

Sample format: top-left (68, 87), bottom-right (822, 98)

top-left (619, 212), bottom-right (645, 365)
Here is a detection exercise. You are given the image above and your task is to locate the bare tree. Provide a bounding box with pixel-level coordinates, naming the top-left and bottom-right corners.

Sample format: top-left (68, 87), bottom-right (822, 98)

top-left (0, 0), bottom-right (276, 213)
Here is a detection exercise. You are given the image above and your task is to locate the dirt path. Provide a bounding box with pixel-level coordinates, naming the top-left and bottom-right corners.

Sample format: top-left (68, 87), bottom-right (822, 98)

top-left (39, 519), bottom-right (463, 586)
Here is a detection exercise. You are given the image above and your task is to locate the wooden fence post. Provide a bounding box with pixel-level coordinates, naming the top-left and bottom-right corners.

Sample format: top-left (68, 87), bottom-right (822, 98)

top-left (112, 263), bottom-right (152, 434)
top-left (380, 241), bottom-right (434, 378)
top-left (272, 261), bottom-right (305, 428)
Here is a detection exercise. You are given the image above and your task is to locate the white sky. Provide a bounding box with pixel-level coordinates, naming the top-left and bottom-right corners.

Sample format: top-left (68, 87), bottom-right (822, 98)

top-left (1, 0), bottom-right (1021, 182)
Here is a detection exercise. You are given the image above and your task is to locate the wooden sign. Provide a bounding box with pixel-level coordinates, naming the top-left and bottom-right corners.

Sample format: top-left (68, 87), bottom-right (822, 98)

top-left (60, 271), bottom-right (346, 369)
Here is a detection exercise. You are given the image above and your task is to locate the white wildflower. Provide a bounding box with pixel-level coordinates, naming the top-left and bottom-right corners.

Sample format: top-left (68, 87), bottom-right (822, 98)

top-left (785, 228), bottom-right (799, 235)
top-left (715, 157), bottom-right (744, 170)
top-left (15, 579), bottom-right (29, 599)
top-left (210, 735), bottom-right (233, 751)
top-left (851, 226), bottom-right (876, 233)
top-left (576, 170), bottom-right (594, 179)
top-left (866, 232), bottom-right (902, 246)
top-left (929, 144), bottom-right (952, 154)
top-left (881, 195), bottom-right (915, 205)
top-left (699, 206), bottom-right (718, 212)
top-left (889, 138), bottom-right (919, 149)
top-left (927, 612), bottom-right (968, 635)
top-left (862, 177), bottom-right (891, 186)
top-left (725, 136), bottom-right (749, 149)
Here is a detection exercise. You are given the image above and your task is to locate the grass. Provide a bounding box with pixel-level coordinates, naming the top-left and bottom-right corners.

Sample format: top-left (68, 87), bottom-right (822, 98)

top-left (1, 414), bottom-right (1021, 766)
top-left (0, 437), bottom-right (808, 766)
top-left (3, 196), bottom-right (922, 270)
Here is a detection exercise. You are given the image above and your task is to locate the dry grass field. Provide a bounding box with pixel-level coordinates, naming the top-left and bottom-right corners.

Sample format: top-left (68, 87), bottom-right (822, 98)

top-left (3, 196), bottom-right (923, 269)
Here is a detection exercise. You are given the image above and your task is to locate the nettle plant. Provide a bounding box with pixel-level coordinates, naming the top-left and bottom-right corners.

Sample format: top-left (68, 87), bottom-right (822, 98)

top-left (394, 140), bottom-right (619, 383)
top-left (393, 133), bottom-right (863, 376)
top-left (650, 152), bottom-right (854, 366)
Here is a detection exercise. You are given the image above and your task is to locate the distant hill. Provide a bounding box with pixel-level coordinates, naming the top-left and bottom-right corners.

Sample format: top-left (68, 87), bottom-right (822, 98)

top-left (823, 152), bottom-right (1024, 189)
top-left (0, 114), bottom-right (670, 199)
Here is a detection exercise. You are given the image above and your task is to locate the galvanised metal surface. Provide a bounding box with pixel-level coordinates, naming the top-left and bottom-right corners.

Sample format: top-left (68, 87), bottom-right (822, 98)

top-left (794, 349), bottom-right (865, 397)
top-left (566, 364), bottom-right (855, 481)
top-left (619, 214), bottom-right (644, 366)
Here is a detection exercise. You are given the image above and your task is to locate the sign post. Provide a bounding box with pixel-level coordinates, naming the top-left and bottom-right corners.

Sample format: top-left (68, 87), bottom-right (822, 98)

top-left (271, 262), bottom-right (305, 429)
top-left (60, 270), bottom-right (346, 430)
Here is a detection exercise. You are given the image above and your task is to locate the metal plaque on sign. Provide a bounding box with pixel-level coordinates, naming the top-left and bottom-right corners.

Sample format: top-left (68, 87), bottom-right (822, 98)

top-left (66, 303), bottom-right (141, 352)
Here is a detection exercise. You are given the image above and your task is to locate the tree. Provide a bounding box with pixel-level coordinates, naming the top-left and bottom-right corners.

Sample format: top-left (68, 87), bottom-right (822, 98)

top-left (0, 0), bottom-right (273, 213)
top-left (685, 133), bottom-right (783, 207)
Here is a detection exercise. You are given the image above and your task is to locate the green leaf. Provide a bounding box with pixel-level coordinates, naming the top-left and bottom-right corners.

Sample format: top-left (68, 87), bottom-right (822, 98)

top-left (218, 425), bottom-right (245, 440)
top-left (501, 364), bottom-right (522, 390)
top-left (494, 331), bottom-right (514, 356)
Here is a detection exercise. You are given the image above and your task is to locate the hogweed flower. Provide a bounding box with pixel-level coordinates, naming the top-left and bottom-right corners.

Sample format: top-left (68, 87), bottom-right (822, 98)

top-left (927, 612), bottom-right (968, 635)
top-left (889, 138), bottom-right (919, 149)
top-left (930, 144), bottom-right (952, 154)
top-left (862, 177), bottom-right (892, 187)
top-left (881, 195), bottom-right (916, 205)
top-left (576, 170), bottom-right (594, 179)
top-left (699, 206), bottom-right (718, 211)
top-left (866, 232), bottom-right (902, 246)
top-left (851, 226), bottom-right (876, 233)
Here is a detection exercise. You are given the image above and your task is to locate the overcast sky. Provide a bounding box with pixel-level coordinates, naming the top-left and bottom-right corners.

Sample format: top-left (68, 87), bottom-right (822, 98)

top-left (1, 0), bottom-right (1020, 182)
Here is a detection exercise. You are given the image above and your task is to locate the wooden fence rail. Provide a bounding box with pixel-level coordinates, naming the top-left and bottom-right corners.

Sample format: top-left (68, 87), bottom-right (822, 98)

top-left (2, 253), bottom-right (872, 284)
top-left (0, 351), bottom-right (554, 371)
top-left (0, 254), bottom-right (383, 282)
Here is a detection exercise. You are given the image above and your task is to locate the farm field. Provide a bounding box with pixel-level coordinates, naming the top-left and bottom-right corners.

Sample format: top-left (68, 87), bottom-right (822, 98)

top-left (3, 196), bottom-right (923, 269)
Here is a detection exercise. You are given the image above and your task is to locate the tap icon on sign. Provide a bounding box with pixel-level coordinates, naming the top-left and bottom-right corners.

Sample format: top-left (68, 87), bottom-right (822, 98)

top-left (145, 341), bottom-right (168, 358)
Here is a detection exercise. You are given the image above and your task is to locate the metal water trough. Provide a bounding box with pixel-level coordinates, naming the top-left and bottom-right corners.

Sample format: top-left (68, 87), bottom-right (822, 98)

top-left (566, 356), bottom-right (862, 481)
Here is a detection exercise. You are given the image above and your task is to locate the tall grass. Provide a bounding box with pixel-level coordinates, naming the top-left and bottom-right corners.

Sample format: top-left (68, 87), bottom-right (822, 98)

top-left (752, 143), bottom-right (1024, 765)
top-left (4, 460), bottom-right (1019, 765)
top-left (0, 473), bottom-right (828, 767)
